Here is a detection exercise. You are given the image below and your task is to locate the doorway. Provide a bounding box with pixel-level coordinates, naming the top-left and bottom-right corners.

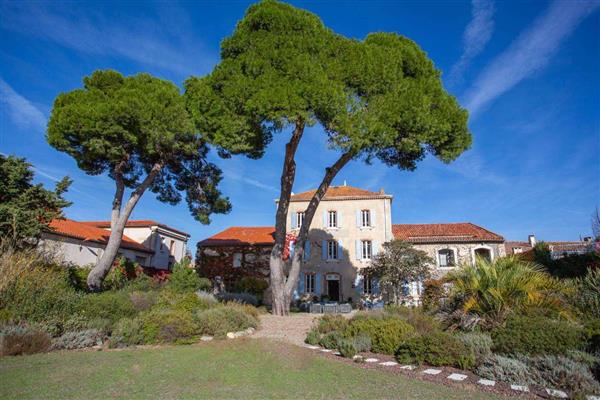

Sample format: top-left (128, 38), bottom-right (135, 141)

top-left (327, 279), bottom-right (340, 302)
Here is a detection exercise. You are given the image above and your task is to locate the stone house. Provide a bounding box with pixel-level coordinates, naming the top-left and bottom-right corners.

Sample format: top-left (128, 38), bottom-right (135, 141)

top-left (197, 185), bottom-right (505, 304)
top-left (41, 218), bottom-right (190, 270)
top-left (505, 234), bottom-right (595, 259)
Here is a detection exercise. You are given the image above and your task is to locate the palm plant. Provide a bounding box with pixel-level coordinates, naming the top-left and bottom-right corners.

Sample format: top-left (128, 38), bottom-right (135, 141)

top-left (445, 256), bottom-right (570, 329)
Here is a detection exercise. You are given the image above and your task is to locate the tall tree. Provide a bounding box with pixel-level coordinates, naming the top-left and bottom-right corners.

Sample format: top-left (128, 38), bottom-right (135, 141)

top-left (186, 0), bottom-right (471, 315)
top-left (0, 155), bottom-right (71, 247)
top-left (48, 70), bottom-right (231, 290)
top-left (362, 240), bottom-right (433, 305)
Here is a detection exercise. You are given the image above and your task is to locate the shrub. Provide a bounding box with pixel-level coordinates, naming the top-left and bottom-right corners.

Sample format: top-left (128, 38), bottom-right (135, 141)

top-left (338, 339), bottom-right (357, 358)
top-left (305, 328), bottom-right (320, 345)
top-left (142, 309), bottom-right (197, 343)
top-left (111, 317), bottom-right (145, 346)
top-left (79, 291), bottom-right (136, 325)
top-left (63, 315), bottom-right (112, 335)
top-left (196, 290), bottom-right (218, 307)
top-left (476, 355), bottom-right (534, 385)
top-left (455, 332), bottom-right (492, 363)
top-left (51, 329), bottom-right (103, 350)
top-left (352, 332), bottom-right (372, 352)
top-left (0, 325), bottom-right (51, 356)
top-left (346, 316), bottom-right (415, 355)
top-left (572, 267), bottom-right (600, 318)
top-left (223, 302), bottom-right (261, 318)
top-left (491, 315), bottom-right (583, 356)
top-left (166, 259), bottom-right (211, 293)
top-left (317, 314), bottom-right (348, 334)
top-left (194, 306), bottom-right (258, 338)
top-left (422, 279), bottom-right (446, 311)
top-left (395, 332), bottom-right (475, 369)
top-left (67, 266), bottom-right (90, 291)
top-left (384, 305), bottom-right (441, 334)
top-left (584, 318), bottom-right (600, 354)
top-left (234, 277), bottom-right (269, 297)
top-left (319, 331), bottom-right (342, 350)
top-left (129, 291), bottom-right (157, 312)
top-left (126, 273), bottom-right (161, 291)
top-left (217, 292), bottom-right (259, 306)
top-left (104, 258), bottom-right (139, 290)
top-left (521, 354), bottom-right (600, 394)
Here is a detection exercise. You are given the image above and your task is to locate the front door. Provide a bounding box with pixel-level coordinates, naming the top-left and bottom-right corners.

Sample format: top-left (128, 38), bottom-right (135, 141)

top-left (327, 279), bottom-right (340, 302)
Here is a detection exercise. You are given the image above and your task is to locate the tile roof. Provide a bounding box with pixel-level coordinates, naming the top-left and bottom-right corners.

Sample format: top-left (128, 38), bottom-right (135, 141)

top-left (392, 223), bottom-right (504, 243)
top-left (82, 220), bottom-right (189, 237)
top-left (505, 240), bottom-right (592, 255)
top-left (47, 219), bottom-right (153, 253)
top-left (290, 185), bottom-right (391, 202)
top-left (199, 227), bottom-right (276, 246)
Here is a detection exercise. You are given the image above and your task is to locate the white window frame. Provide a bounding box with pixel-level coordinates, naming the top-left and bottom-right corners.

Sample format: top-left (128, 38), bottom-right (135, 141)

top-left (437, 248), bottom-right (457, 268)
top-left (296, 211), bottom-right (305, 229)
top-left (361, 240), bottom-right (372, 260)
top-left (328, 210), bottom-right (337, 228)
top-left (363, 277), bottom-right (373, 294)
top-left (471, 245), bottom-right (494, 265)
top-left (327, 240), bottom-right (338, 260)
top-left (233, 253), bottom-right (242, 268)
top-left (305, 273), bottom-right (316, 293)
top-left (361, 209), bottom-right (371, 227)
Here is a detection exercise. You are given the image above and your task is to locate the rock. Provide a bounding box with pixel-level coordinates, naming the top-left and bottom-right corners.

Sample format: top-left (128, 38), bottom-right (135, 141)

top-left (200, 336), bottom-right (213, 342)
top-left (234, 331), bottom-right (246, 338)
top-left (245, 327), bottom-right (255, 335)
top-left (226, 332), bottom-right (236, 339)
top-left (422, 368), bottom-right (442, 375)
top-left (477, 379), bottom-right (495, 386)
top-left (545, 389), bottom-right (568, 399)
top-left (446, 373), bottom-right (468, 381)
top-left (510, 385), bottom-right (529, 392)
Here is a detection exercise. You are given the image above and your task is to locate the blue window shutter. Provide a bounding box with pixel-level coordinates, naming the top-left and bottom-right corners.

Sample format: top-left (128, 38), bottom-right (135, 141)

top-left (337, 240), bottom-right (343, 260)
top-left (373, 278), bottom-right (380, 295)
top-left (291, 212), bottom-right (297, 229)
top-left (304, 241), bottom-right (311, 260)
top-left (315, 273), bottom-right (322, 294)
top-left (322, 211), bottom-right (328, 227)
top-left (402, 281), bottom-right (410, 296)
top-left (355, 240), bottom-right (362, 260)
top-left (289, 241), bottom-right (295, 258)
top-left (371, 210), bottom-right (376, 227)
top-left (373, 241), bottom-right (380, 256)
top-left (298, 274), bottom-right (305, 293)
top-left (355, 273), bottom-right (364, 295)
top-left (322, 240), bottom-right (327, 260)
top-left (356, 210), bottom-right (361, 227)
top-left (337, 211), bottom-right (342, 228)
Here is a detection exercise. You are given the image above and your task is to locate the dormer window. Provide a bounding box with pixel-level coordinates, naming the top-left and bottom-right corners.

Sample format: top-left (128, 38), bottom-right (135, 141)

top-left (361, 210), bottom-right (371, 227)
top-left (328, 211), bottom-right (337, 228)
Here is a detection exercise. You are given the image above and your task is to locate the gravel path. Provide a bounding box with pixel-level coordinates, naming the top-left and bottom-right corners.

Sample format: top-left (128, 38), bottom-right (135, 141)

top-left (253, 313), bottom-right (319, 346)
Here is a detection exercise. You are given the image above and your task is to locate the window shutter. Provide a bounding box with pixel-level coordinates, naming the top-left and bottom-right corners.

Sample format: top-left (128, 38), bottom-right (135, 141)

top-left (304, 241), bottom-right (311, 260)
top-left (322, 211), bottom-right (328, 227)
top-left (371, 210), bottom-right (376, 227)
top-left (321, 240), bottom-right (327, 260)
top-left (315, 273), bottom-right (322, 295)
top-left (289, 241), bottom-right (295, 258)
top-left (355, 240), bottom-right (362, 260)
top-left (298, 274), bottom-right (305, 293)
top-left (291, 212), bottom-right (297, 229)
top-left (337, 211), bottom-right (342, 228)
top-left (337, 240), bottom-right (343, 260)
top-left (355, 273), bottom-right (364, 295)
top-left (372, 241), bottom-right (380, 256)
top-left (373, 278), bottom-right (380, 295)
top-left (402, 281), bottom-right (410, 296)
top-left (356, 210), bottom-right (361, 227)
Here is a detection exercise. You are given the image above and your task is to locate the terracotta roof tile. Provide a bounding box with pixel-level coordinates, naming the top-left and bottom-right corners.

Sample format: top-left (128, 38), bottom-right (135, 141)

top-left (290, 185), bottom-right (391, 202)
top-left (82, 220), bottom-right (189, 237)
top-left (392, 223), bottom-right (504, 243)
top-left (48, 219), bottom-right (153, 253)
top-left (199, 227), bottom-right (275, 246)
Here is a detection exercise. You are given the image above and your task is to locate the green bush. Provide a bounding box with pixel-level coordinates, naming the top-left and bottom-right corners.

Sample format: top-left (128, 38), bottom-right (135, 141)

top-left (338, 339), bottom-right (357, 358)
top-left (476, 355), bottom-right (534, 385)
top-left (167, 259), bottom-right (211, 293)
top-left (78, 291), bottom-right (136, 325)
top-left (0, 325), bottom-right (51, 356)
top-left (521, 354), bottom-right (600, 395)
top-left (51, 329), bottom-right (103, 350)
top-left (194, 306), bottom-right (258, 338)
top-left (319, 331), bottom-right (343, 350)
top-left (217, 292), bottom-right (259, 306)
top-left (384, 305), bottom-right (441, 334)
top-left (395, 332), bottom-right (475, 369)
top-left (455, 332), bottom-right (492, 363)
top-left (104, 258), bottom-right (138, 290)
top-left (584, 318), bottom-right (600, 354)
top-left (66, 267), bottom-right (90, 291)
top-left (317, 314), bottom-right (348, 334)
top-left (129, 291), bottom-right (158, 312)
top-left (142, 309), bottom-right (197, 343)
top-left (346, 316), bottom-right (415, 355)
top-left (111, 317), bottom-right (145, 346)
top-left (491, 315), bottom-right (583, 356)
top-left (63, 315), bottom-right (112, 335)
top-left (234, 277), bottom-right (269, 297)
top-left (352, 332), bottom-right (372, 352)
top-left (305, 328), bottom-right (320, 345)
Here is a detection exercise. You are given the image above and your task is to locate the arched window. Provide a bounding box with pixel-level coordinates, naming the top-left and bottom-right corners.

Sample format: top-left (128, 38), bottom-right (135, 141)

top-left (438, 248), bottom-right (456, 268)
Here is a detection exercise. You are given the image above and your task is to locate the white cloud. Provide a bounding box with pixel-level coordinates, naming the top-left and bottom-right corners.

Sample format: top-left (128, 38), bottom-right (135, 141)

top-left (0, 78), bottom-right (47, 131)
top-left (464, 0), bottom-right (599, 116)
top-left (448, 0), bottom-right (495, 84)
top-left (0, 2), bottom-right (215, 76)
top-left (222, 168), bottom-right (279, 193)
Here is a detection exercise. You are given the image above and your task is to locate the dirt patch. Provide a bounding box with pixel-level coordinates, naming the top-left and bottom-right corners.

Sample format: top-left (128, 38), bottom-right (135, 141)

top-left (252, 313), bottom-right (318, 346)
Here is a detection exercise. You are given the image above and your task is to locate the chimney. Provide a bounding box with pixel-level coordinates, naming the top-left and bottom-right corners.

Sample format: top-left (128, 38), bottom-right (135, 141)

top-left (379, 188), bottom-right (385, 195)
top-left (528, 234), bottom-right (536, 247)
top-left (343, 180), bottom-right (347, 187)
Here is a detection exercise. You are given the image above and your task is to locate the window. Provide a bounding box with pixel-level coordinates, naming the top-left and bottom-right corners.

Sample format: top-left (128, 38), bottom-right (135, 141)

top-left (361, 209), bottom-right (371, 227)
top-left (305, 273), bottom-right (316, 293)
top-left (233, 253), bottom-right (242, 268)
top-left (169, 240), bottom-right (175, 255)
top-left (327, 240), bottom-right (338, 259)
top-left (513, 247), bottom-right (523, 254)
top-left (296, 212), bottom-right (305, 228)
top-left (363, 277), bottom-right (373, 294)
top-left (135, 256), bottom-right (146, 265)
top-left (438, 249), bottom-right (455, 267)
top-left (361, 240), bottom-right (372, 259)
top-left (328, 211), bottom-right (337, 228)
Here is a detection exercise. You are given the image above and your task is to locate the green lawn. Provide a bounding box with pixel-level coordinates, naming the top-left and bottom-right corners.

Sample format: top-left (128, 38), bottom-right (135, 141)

top-left (0, 339), bottom-right (503, 399)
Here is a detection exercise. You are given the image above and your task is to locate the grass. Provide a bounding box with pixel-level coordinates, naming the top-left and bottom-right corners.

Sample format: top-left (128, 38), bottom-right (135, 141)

top-left (0, 339), bottom-right (504, 399)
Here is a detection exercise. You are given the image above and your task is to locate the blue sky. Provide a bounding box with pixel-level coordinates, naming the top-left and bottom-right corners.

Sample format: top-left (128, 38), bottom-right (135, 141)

top-left (1, 0), bottom-right (599, 253)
